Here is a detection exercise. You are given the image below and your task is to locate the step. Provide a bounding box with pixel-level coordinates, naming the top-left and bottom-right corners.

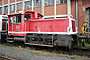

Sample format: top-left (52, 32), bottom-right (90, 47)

top-left (7, 40), bottom-right (13, 43)
top-left (25, 43), bottom-right (53, 47)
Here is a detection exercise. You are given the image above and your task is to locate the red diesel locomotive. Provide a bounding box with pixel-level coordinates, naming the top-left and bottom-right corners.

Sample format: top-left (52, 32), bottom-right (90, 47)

top-left (1, 11), bottom-right (78, 49)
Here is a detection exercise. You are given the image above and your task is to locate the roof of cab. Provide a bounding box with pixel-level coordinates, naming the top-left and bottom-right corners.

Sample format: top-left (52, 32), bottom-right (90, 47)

top-left (8, 11), bottom-right (43, 17)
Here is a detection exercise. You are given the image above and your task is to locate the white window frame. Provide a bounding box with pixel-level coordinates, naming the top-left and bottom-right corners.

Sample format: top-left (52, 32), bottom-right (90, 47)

top-left (56, 0), bottom-right (67, 4)
top-left (0, 7), bottom-right (2, 13)
top-left (34, 0), bottom-right (41, 8)
top-left (10, 4), bottom-right (15, 12)
top-left (16, 2), bottom-right (23, 11)
top-left (44, 0), bottom-right (48, 6)
top-left (48, 0), bottom-right (54, 5)
top-left (25, 1), bottom-right (32, 9)
top-left (4, 5), bottom-right (8, 13)
top-left (44, 0), bottom-right (54, 6)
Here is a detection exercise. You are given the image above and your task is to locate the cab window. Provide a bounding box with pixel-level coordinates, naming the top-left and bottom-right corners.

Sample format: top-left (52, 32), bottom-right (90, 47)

top-left (37, 14), bottom-right (43, 18)
top-left (14, 14), bottom-right (22, 24)
top-left (24, 14), bottom-right (31, 22)
top-left (10, 17), bottom-right (13, 26)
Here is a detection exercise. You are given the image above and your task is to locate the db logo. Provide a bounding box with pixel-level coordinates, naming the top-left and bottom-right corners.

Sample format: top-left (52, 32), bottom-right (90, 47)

top-left (16, 25), bottom-right (20, 29)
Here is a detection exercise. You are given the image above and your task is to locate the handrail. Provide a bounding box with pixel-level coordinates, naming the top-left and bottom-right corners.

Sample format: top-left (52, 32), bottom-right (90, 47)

top-left (43, 15), bottom-right (70, 19)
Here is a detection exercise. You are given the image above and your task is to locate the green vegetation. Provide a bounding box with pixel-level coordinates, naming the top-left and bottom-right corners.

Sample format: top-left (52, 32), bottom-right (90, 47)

top-left (76, 39), bottom-right (90, 49)
top-left (86, 39), bottom-right (90, 44)
top-left (85, 43), bottom-right (90, 49)
top-left (70, 56), bottom-right (76, 59)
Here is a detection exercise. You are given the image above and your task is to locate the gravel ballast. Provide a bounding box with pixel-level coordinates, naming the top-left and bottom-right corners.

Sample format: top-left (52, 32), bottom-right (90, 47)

top-left (0, 45), bottom-right (73, 60)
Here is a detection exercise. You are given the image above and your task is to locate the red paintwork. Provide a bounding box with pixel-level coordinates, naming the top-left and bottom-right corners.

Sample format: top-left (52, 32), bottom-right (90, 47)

top-left (29, 18), bottom-right (69, 32)
top-left (72, 20), bottom-right (76, 32)
top-left (8, 12), bottom-right (75, 36)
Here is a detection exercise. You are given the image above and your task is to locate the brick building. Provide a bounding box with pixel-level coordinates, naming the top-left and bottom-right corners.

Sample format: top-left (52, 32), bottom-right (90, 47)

top-left (0, 0), bottom-right (90, 33)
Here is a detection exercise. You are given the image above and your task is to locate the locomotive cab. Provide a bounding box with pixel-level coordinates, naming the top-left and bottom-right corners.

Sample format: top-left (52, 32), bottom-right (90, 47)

top-left (8, 12), bottom-right (43, 42)
top-left (8, 12), bottom-right (42, 36)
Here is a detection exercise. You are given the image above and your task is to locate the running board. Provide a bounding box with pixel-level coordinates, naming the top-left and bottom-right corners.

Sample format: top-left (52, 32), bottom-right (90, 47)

top-left (25, 43), bottom-right (53, 47)
top-left (7, 40), bottom-right (13, 42)
top-left (7, 38), bottom-right (14, 42)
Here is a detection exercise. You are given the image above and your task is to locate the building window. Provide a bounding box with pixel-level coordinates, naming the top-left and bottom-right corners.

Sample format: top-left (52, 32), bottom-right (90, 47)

top-left (86, 8), bottom-right (90, 27)
top-left (44, 0), bottom-right (54, 6)
top-left (56, 0), bottom-right (67, 4)
top-left (48, 0), bottom-right (54, 5)
top-left (0, 7), bottom-right (2, 13)
top-left (4, 6), bottom-right (8, 13)
top-left (10, 17), bottom-right (13, 26)
top-left (51, 0), bottom-right (54, 5)
top-left (56, 0), bottom-right (60, 4)
top-left (10, 4), bottom-right (15, 12)
top-left (45, 0), bottom-right (48, 6)
top-left (34, 0), bottom-right (42, 8)
top-left (63, 0), bottom-right (67, 3)
top-left (17, 2), bottom-right (22, 11)
top-left (85, 8), bottom-right (90, 32)
top-left (25, 1), bottom-right (32, 9)
top-left (60, 0), bottom-right (63, 4)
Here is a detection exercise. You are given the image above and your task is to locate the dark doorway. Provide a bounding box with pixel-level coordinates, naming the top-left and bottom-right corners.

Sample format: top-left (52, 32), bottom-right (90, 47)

top-left (86, 7), bottom-right (90, 32)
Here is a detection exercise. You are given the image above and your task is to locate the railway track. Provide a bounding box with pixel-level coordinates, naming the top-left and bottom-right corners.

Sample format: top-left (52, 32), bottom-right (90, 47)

top-left (71, 47), bottom-right (90, 57)
top-left (0, 42), bottom-right (90, 57)
top-left (73, 47), bottom-right (90, 51)
top-left (0, 55), bottom-right (14, 60)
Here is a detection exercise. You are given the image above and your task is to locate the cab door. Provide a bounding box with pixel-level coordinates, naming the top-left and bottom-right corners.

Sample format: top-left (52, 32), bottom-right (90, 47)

top-left (24, 13), bottom-right (31, 32)
top-left (8, 16), bottom-right (13, 35)
top-left (12, 14), bottom-right (22, 36)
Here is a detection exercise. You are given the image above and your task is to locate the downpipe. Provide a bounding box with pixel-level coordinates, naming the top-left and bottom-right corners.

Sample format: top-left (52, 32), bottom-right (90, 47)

top-left (76, 0), bottom-right (78, 33)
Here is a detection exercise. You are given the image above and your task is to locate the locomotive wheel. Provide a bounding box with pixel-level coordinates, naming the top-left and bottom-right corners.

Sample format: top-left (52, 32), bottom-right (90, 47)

top-left (53, 40), bottom-right (58, 46)
top-left (25, 35), bottom-right (30, 43)
top-left (68, 41), bottom-right (72, 50)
